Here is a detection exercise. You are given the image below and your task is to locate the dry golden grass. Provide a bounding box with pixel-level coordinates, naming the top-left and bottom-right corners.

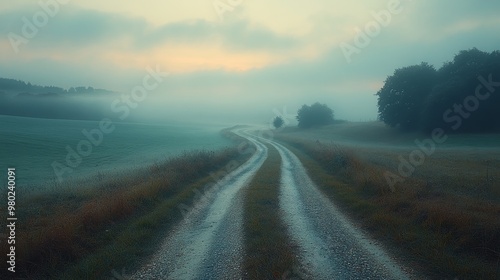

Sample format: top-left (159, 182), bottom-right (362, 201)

top-left (1, 148), bottom-right (247, 279)
top-left (278, 136), bottom-right (500, 279)
top-left (243, 145), bottom-right (297, 279)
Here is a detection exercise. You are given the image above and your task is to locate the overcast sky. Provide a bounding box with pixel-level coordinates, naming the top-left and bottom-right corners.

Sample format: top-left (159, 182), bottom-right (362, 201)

top-left (1, 1), bottom-right (499, 123)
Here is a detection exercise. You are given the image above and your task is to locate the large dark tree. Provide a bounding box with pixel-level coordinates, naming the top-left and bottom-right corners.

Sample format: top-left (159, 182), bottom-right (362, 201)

top-left (296, 102), bottom-right (334, 128)
top-left (376, 48), bottom-right (500, 133)
top-left (376, 62), bottom-right (437, 130)
top-left (421, 48), bottom-right (500, 132)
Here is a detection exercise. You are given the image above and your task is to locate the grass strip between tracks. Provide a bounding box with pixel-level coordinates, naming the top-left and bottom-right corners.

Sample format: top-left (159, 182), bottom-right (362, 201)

top-left (242, 144), bottom-right (298, 279)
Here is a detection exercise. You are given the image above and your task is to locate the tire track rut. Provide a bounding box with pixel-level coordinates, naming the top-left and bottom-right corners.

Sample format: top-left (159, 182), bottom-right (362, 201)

top-left (257, 133), bottom-right (413, 280)
top-left (133, 131), bottom-right (267, 279)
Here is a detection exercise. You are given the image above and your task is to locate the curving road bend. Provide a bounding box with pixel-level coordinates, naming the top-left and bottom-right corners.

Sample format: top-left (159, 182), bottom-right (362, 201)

top-left (133, 129), bottom-right (414, 279)
top-left (133, 131), bottom-right (267, 280)
top-left (257, 133), bottom-right (412, 280)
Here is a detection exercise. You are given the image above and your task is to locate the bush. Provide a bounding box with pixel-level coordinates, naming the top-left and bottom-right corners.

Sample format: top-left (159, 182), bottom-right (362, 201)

top-left (296, 102), bottom-right (334, 128)
top-left (273, 116), bottom-right (284, 129)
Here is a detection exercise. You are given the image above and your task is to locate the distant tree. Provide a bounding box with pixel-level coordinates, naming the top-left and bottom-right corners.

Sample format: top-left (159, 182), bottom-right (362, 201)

top-left (273, 116), bottom-right (284, 129)
top-left (296, 103), bottom-right (334, 128)
top-left (376, 62), bottom-right (437, 130)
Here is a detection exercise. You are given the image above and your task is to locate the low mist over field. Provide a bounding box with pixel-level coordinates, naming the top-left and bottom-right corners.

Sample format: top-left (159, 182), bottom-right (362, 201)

top-left (1, 1), bottom-right (499, 123)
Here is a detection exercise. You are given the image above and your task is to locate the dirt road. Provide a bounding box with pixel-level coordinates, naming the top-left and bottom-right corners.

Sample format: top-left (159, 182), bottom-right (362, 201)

top-left (261, 135), bottom-right (411, 279)
top-left (133, 129), bottom-right (413, 279)
top-left (133, 132), bottom-right (267, 279)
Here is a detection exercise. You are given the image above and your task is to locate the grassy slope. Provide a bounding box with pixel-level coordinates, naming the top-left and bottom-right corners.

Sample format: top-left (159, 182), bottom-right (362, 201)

top-left (276, 124), bottom-right (500, 279)
top-left (242, 144), bottom-right (298, 279)
top-left (282, 121), bottom-right (500, 148)
top-left (1, 148), bottom-right (250, 279)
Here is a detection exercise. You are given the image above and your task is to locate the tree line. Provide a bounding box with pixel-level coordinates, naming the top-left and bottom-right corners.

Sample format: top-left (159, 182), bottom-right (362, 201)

top-left (0, 78), bottom-right (111, 95)
top-left (377, 48), bottom-right (500, 133)
top-left (0, 78), bottom-right (115, 120)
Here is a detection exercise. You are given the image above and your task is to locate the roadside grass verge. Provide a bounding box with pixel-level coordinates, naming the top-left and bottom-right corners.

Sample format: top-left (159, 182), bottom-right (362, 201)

top-left (0, 147), bottom-right (250, 279)
top-left (277, 136), bottom-right (500, 279)
top-left (243, 144), bottom-right (297, 279)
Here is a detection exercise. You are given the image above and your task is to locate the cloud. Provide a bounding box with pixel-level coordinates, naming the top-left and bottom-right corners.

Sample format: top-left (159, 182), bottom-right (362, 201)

top-left (136, 19), bottom-right (300, 51)
top-left (391, 1), bottom-right (500, 42)
top-left (0, 6), bottom-right (300, 52)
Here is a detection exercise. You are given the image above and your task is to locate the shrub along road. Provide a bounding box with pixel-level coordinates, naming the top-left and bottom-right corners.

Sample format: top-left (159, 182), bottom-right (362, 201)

top-left (133, 128), bottom-right (414, 279)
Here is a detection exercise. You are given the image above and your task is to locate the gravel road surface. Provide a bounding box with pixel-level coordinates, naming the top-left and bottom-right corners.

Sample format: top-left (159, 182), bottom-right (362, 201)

top-left (132, 131), bottom-right (267, 279)
top-left (132, 129), bottom-right (415, 279)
